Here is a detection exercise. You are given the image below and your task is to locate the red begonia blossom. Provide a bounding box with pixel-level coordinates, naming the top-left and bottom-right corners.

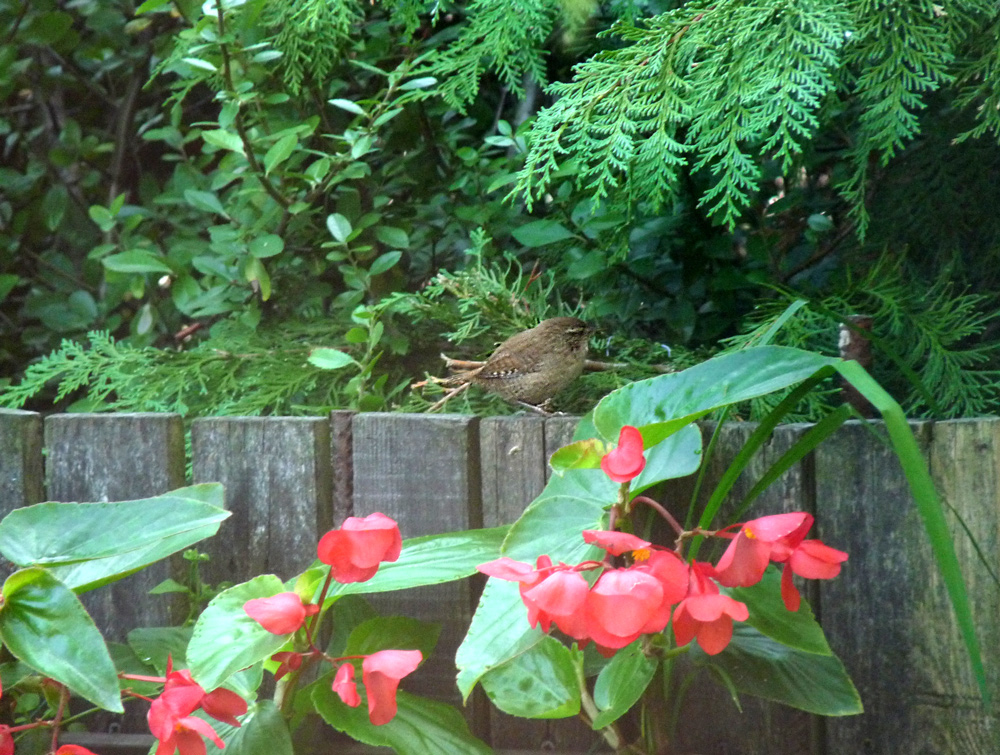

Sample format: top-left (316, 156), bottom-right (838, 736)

top-left (243, 592), bottom-right (318, 635)
top-left (600, 426), bottom-right (646, 483)
top-left (582, 530), bottom-right (652, 557)
top-left (362, 649), bottom-right (423, 725)
top-left (583, 568), bottom-right (665, 651)
top-left (56, 747), bottom-right (102, 755)
top-left (270, 651), bottom-right (304, 681)
top-left (713, 513), bottom-right (814, 587)
top-left (147, 660), bottom-right (246, 755)
top-left (780, 539), bottom-right (849, 611)
top-left (521, 565), bottom-right (591, 636)
top-left (317, 513), bottom-right (402, 583)
top-left (0, 726), bottom-right (12, 755)
top-left (332, 663), bottom-right (361, 708)
top-left (672, 562), bottom-right (749, 656)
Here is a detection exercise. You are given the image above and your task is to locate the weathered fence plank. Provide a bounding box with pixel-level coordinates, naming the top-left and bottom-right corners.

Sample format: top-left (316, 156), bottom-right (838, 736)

top-left (0, 408), bottom-right (43, 517)
top-left (671, 423), bottom-right (820, 755)
top-left (330, 409), bottom-right (356, 525)
top-left (481, 416), bottom-right (607, 753)
top-left (351, 413), bottom-right (483, 724)
top-left (811, 420), bottom-right (999, 754)
top-left (44, 413), bottom-right (185, 640)
top-left (191, 416), bottom-right (333, 586)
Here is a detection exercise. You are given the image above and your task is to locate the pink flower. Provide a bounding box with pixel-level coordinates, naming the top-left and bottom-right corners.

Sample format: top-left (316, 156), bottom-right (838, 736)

top-left (317, 513), bottom-right (402, 583)
top-left (781, 539), bottom-right (849, 611)
top-left (0, 727), bottom-right (12, 755)
top-left (244, 592), bottom-right (318, 635)
top-left (583, 568), bottom-right (665, 651)
top-left (56, 747), bottom-right (102, 755)
top-left (147, 660), bottom-right (246, 755)
top-left (713, 513), bottom-right (814, 588)
top-left (520, 565), bottom-right (590, 636)
top-left (332, 663), bottom-right (360, 708)
top-left (582, 530), bottom-right (652, 556)
top-left (271, 652), bottom-right (304, 681)
top-left (600, 426), bottom-right (646, 483)
top-left (672, 562), bottom-right (748, 656)
top-left (362, 650), bottom-right (422, 725)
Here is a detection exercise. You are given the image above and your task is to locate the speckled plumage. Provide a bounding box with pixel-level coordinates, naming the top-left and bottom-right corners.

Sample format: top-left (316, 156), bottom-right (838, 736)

top-left (469, 317), bottom-right (591, 405)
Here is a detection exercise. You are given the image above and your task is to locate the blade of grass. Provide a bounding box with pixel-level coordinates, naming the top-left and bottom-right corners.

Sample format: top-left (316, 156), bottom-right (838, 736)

top-left (836, 360), bottom-right (989, 704)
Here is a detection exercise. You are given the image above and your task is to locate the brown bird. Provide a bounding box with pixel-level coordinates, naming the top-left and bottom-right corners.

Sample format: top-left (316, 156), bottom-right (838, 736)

top-left (430, 317), bottom-right (592, 412)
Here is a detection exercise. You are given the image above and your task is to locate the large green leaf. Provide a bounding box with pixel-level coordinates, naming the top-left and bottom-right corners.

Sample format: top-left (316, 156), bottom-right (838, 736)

top-left (323, 526), bottom-right (508, 598)
top-left (204, 701), bottom-right (292, 755)
top-left (0, 567), bottom-right (123, 712)
top-left (696, 624), bottom-right (862, 716)
top-left (187, 575), bottom-right (288, 690)
top-left (344, 616), bottom-right (440, 660)
top-left (728, 567), bottom-right (831, 655)
top-left (480, 637), bottom-right (581, 719)
top-left (313, 682), bottom-right (493, 755)
top-left (592, 346), bottom-right (839, 441)
top-left (0, 484), bottom-right (228, 593)
top-left (591, 641), bottom-right (657, 729)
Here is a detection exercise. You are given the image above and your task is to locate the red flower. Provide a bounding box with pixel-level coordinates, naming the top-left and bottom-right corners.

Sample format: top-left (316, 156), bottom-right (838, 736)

top-left (582, 530), bottom-right (652, 556)
top-left (780, 539), bottom-right (849, 611)
top-left (332, 663), bottom-right (360, 708)
top-left (672, 562), bottom-right (749, 656)
top-left (713, 513), bottom-right (813, 588)
top-left (0, 726), bottom-right (12, 755)
top-left (271, 651), bottom-right (304, 681)
top-left (362, 649), bottom-right (422, 725)
top-left (583, 568), bottom-right (665, 651)
top-left (56, 747), bottom-right (102, 755)
top-left (521, 565), bottom-right (590, 636)
top-left (600, 426), bottom-right (646, 483)
top-left (148, 661), bottom-right (246, 755)
top-left (244, 592), bottom-right (318, 635)
top-left (317, 513), bottom-right (402, 583)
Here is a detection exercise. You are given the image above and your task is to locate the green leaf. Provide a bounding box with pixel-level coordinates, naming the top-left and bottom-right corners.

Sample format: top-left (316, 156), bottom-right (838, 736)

top-left (102, 250), bottom-right (173, 275)
top-left (835, 360), bottom-right (990, 704)
top-left (205, 700), bottom-right (292, 755)
top-left (512, 219), bottom-right (576, 247)
top-left (248, 234), bottom-right (284, 259)
top-left (0, 568), bottom-right (123, 712)
top-left (0, 484), bottom-right (229, 593)
top-left (328, 98), bottom-right (365, 115)
top-left (307, 348), bottom-right (356, 370)
top-left (480, 637), bottom-right (581, 719)
top-left (184, 189), bottom-right (229, 218)
top-left (369, 251), bottom-right (402, 276)
top-left (697, 624), bottom-right (862, 716)
top-left (0, 274), bottom-right (19, 305)
top-left (326, 213), bottom-right (352, 243)
top-left (263, 134), bottom-right (297, 175)
top-left (399, 76), bottom-right (438, 91)
top-left (135, 0), bottom-right (171, 13)
top-left (548, 438), bottom-right (606, 473)
top-left (344, 616), bottom-right (440, 660)
top-left (324, 527), bottom-right (508, 598)
top-left (202, 129), bottom-right (244, 154)
top-left (591, 641), bottom-right (657, 728)
top-left (375, 226), bottom-right (409, 249)
top-left (728, 566), bottom-right (832, 655)
top-left (187, 575), bottom-right (288, 690)
top-left (182, 57), bottom-right (217, 72)
top-left (313, 684), bottom-right (492, 755)
top-left (88, 205), bottom-right (115, 232)
top-left (43, 185), bottom-right (69, 231)
top-left (127, 626), bottom-right (193, 674)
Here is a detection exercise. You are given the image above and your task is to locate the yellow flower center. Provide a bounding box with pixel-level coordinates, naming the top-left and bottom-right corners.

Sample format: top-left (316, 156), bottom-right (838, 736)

top-left (632, 548), bottom-right (651, 562)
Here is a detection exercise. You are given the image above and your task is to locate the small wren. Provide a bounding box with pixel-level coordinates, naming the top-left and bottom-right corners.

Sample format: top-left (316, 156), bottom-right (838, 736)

top-left (466, 317), bottom-right (592, 407)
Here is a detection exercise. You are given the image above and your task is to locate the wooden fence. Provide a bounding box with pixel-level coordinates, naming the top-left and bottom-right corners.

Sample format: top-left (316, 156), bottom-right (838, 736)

top-left (0, 409), bottom-right (997, 754)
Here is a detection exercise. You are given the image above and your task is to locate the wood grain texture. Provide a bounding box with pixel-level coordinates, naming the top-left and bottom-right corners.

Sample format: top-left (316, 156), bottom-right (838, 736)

top-left (191, 416), bottom-right (333, 585)
top-left (351, 413), bottom-right (482, 718)
top-left (44, 413), bottom-right (186, 640)
top-left (330, 409), bottom-right (356, 525)
top-left (815, 420), bottom-right (944, 755)
top-left (0, 408), bottom-right (43, 515)
top-left (481, 416), bottom-right (606, 753)
top-left (671, 423), bottom-right (819, 755)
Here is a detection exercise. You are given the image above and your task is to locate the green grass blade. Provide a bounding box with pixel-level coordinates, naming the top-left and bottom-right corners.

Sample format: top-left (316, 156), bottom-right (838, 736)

top-left (836, 360), bottom-right (989, 704)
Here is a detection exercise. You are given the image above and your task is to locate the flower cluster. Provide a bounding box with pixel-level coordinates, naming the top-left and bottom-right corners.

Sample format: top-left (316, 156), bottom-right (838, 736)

top-left (146, 658), bottom-right (248, 755)
top-left (478, 426), bottom-right (848, 657)
top-left (242, 513), bottom-right (422, 726)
